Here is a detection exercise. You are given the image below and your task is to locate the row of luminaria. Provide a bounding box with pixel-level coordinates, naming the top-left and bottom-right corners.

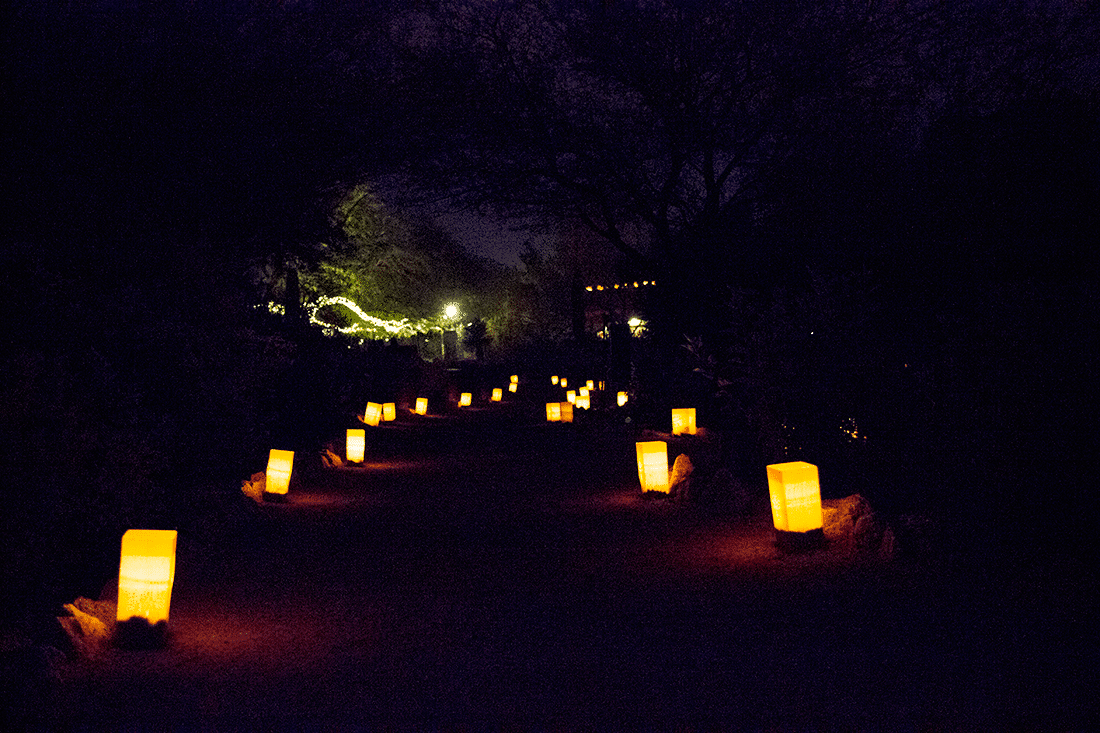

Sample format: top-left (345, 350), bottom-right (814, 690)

top-left (114, 378), bottom-right (822, 642)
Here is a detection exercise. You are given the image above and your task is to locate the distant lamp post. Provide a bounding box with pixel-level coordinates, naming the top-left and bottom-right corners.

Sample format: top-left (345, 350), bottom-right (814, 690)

top-left (441, 302), bottom-right (460, 360)
top-left (672, 408), bottom-right (697, 436)
top-left (766, 461), bottom-right (825, 550)
top-left (346, 429), bottom-right (365, 463)
top-left (636, 441), bottom-right (670, 494)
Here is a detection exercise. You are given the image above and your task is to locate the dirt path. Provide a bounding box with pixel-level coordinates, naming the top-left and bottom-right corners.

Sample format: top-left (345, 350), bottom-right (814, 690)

top-left (43, 413), bottom-right (1100, 730)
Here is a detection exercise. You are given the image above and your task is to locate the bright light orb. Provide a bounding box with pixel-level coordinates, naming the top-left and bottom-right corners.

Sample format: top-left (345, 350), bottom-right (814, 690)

top-left (443, 303), bottom-right (459, 319)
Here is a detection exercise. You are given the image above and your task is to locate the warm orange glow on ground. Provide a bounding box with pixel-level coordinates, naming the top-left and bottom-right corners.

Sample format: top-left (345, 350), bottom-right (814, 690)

top-left (117, 529), bottom-right (177, 624)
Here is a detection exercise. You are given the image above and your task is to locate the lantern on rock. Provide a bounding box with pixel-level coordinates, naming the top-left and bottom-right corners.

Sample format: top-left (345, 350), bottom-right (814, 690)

top-left (415, 397), bottom-right (428, 415)
top-left (116, 529), bottom-right (177, 629)
top-left (364, 402), bottom-right (382, 427)
top-left (265, 449), bottom-right (294, 499)
top-left (346, 429), bottom-right (365, 463)
top-left (546, 402), bottom-right (561, 421)
top-left (636, 441), bottom-right (670, 494)
top-left (672, 408), bottom-right (697, 435)
top-left (766, 461), bottom-right (825, 550)
top-left (492, 388), bottom-right (503, 402)
top-left (459, 392), bottom-right (472, 407)
top-left (383, 403), bottom-right (396, 421)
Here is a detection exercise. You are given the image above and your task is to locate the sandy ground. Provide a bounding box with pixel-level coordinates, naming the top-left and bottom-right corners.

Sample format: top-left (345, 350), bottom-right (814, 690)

top-left (32, 410), bottom-right (1100, 730)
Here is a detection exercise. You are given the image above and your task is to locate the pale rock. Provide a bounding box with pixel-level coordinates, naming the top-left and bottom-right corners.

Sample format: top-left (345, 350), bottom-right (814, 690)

top-left (669, 453), bottom-right (694, 501)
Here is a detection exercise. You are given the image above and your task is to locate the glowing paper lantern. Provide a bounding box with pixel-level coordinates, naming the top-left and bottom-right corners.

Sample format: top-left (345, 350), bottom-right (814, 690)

top-left (365, 402), bottom-right (381, 427)
top-left (560, 402), bottom-right (574, 423)
top-left (551, 375), bottom-right (559, 385)
top-left (265, 449), bottom-right (294, 496)
top-left (566, 390), bottom-right (576, 404)
top-left (579, 387), bottom-right (590, 398)
top-left (492, 388), bottom-right (503, 401)
top-left (636, 441), bottom-right (669, 493)
top-left (346, 429), bottom-right (365, 463)
top-left (508, 382), bottom-right (518, 393)
top-left (575, 394), bottom-right (590, 409)
top-left (383, 403), bottom-right (396, 421)
top-left (767, 461), bottom-right (824, 534)
top-left (546, 402), bottom-right (561, 421)
top-left (117, 529), bottom-right (177, 626)
top-left (415, 397), bottom-right (428, 415)
top-left (560, 377), bottom-right (568, 388)
top-left (599, 381), bottom-right (606, 390)
top-left (617, 391), bottom-right (629, 407)
top-left (586, 380), bottom-right (595, 390)
top-left (459, 392), bottom-right (472, 406)
top-left (510, 375), bottom-right (519, 384)
top-left (672, 408), bottom-right (697, 436)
